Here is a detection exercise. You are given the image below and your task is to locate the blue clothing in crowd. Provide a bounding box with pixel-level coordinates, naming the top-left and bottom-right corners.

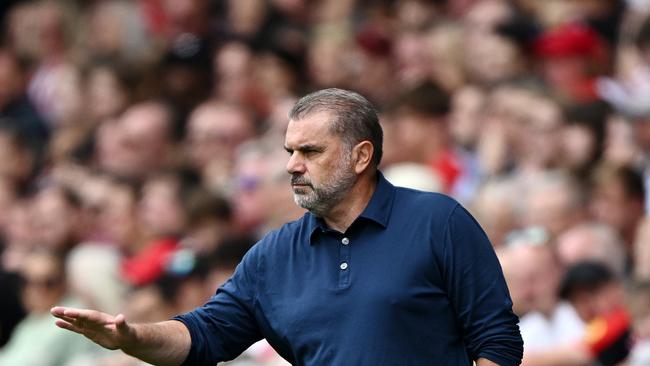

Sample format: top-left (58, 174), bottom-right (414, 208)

top-left (174, 173), bottom-right (523, 365)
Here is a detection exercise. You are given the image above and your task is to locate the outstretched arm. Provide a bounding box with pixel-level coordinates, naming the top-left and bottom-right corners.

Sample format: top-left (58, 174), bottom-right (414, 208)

top-left (51, 306), bottom-right (191, 366)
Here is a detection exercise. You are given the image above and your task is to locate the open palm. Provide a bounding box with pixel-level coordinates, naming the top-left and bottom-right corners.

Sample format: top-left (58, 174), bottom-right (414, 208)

top-left (51, 307), bottom-right (136, 350)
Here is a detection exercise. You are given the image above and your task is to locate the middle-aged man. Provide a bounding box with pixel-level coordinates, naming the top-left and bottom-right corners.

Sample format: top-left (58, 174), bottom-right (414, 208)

top-left (52, 88), bottom-right (523, 365)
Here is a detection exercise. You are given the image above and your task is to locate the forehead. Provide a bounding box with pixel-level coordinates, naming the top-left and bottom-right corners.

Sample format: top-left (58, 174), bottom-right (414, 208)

top-left (285, 111), bottom-right (336, 146)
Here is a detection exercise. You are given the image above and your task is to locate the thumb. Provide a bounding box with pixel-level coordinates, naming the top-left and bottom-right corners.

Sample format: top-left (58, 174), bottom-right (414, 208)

top-left (114, 314), bottom-right (130, 334)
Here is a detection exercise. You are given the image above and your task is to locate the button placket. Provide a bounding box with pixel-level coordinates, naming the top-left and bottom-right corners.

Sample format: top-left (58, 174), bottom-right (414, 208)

top-left (338, 236), bottom-right (351, 288)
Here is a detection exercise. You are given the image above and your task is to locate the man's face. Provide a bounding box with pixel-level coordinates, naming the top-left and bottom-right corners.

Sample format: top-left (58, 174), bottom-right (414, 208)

top-left (186, 105), bottom-right (255, 167)
top-left (284, 111), bottom-right (357, 216)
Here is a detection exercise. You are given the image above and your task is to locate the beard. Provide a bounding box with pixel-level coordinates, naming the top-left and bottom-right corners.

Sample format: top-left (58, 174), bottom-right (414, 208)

top-left (291, 152), bottom-right (357, 216)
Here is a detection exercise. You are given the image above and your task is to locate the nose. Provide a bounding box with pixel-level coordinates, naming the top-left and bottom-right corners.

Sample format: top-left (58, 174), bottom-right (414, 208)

top-left (286, 152), bottom-right (306, 175)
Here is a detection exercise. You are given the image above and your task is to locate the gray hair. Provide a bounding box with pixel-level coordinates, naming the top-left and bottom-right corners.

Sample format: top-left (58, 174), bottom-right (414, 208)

top-left (289, 88), bottom-right (383, 168)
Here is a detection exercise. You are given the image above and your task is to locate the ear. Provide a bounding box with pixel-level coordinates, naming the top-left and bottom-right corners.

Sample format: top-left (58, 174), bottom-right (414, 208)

top-left (352, 141), bottom-right (374, 174)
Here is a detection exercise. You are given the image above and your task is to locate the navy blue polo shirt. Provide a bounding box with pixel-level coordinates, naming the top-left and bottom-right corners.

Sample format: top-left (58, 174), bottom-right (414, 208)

top-left (173, 173), bottom-right (523, 365)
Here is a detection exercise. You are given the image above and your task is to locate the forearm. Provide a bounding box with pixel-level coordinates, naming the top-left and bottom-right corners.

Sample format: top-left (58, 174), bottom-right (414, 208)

top-left (122, 320), bottom-right (191, 366)
top-left (521, 348), bottom-right (591, 366)
top-left (477, 357), bottom-right (501, 366)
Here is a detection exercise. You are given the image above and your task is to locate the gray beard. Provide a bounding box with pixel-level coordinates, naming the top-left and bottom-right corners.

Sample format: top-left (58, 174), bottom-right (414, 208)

top-left (292, 156), bottom-right (357, 217)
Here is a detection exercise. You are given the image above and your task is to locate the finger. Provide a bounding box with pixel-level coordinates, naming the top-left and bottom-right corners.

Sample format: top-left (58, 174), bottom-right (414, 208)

top-left (63, 308), bottom-right (113, 325)
top-left (55, 320), bottom-right (85, 335)
top-left (51, 309), bottom-right (77, 324)
top-left (51, 306), bottom-right (70, 317)
top-left (54, 314), bottom-right (77, 323)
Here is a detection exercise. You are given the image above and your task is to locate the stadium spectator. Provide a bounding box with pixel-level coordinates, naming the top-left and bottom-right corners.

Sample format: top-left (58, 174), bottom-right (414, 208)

top-left (0, 0), bottom-right (648, 364)
top-left (559, 261), bottom-right (631, 365)
top-left (0, 249), bottom-right (97, 365)
top-left (556, 222), bottom-right (628, 276)
top-left (589, 163), bottom-right (645, 252)
top-left (503, 227), bottom-right (588, 365)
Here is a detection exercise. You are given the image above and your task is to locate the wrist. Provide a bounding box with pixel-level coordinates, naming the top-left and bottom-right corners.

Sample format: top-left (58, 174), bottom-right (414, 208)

top-left (118, 322), bottom-right (140, 354)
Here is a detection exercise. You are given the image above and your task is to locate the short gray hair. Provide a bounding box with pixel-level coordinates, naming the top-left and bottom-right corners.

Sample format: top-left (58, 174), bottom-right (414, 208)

top-left (289, 88), bottom-right (383, 168)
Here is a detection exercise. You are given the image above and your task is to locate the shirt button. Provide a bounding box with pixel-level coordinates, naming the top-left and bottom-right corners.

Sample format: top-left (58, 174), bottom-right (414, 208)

top-left (341, 237), bottom-right (350, 245)
top-left (340, 262), bottom-right (348, 270)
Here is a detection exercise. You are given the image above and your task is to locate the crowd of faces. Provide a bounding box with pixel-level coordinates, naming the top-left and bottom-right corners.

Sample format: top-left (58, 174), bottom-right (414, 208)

top-left (1, 0), bottom-right (650, 365)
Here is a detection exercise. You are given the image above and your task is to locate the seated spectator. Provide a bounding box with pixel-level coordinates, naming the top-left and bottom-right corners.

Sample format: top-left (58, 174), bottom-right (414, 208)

top-left (522, 170), bottom-right (586, 237)
top-left (0, 49), bottom-right (49, 155)
top-left (184, 101), bottom-right (258, 195)
top-left (502, 227), bottom-right (588, 365)
top-left (0, 122), bottom-right (40, 192)
top-left (472, 177), bottom-right (519, 247)
top-left (182, 188), bottom-right (233, 255)
top-left (589, 163), bottom-right (645, 255)
top-left (560, 101), bottom-right (608, 180)
top-left (0, 249), bottom-right (98, 365)
top-left (556, 222), bottom-right (627, 277)
top-left (30, 184), bottom-right (83, 254)
top-left (559, 261), bottom-right (631, 365)
top-left (96, 101), bottom-right (178, 181)
top-left (387, 81), bottom-right (465, 194)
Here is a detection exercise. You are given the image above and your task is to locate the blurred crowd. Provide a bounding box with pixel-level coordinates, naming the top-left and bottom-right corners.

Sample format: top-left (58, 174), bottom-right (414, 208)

top-left (1, 0), bottom-right (650, 365)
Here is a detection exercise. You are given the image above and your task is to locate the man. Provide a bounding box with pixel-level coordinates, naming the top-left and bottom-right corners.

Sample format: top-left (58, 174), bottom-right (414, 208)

top-left (52, 89), bottom-right (523, 365)
top-left (556, 222), bottom-right (627, 276)
top-left (502, 228), bottom-right (588, 366)
top-left (97, 101), bottom-right (177, 181)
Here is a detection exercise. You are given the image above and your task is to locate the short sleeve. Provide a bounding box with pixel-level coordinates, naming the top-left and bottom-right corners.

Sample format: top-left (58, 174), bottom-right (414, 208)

top-left (173, 246), bottom-right (263, 365)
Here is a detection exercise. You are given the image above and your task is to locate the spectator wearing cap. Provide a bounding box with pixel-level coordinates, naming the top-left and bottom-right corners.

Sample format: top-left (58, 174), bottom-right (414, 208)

top-left (533, 22), bottom-right (610, 102)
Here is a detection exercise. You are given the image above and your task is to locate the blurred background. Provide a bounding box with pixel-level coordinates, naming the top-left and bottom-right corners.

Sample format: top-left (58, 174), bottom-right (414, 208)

top-left (1, 0), bottom-right (650, 365)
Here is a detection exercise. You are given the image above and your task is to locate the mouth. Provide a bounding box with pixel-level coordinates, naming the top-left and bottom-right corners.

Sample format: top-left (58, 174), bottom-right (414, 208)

top-left (292, 183), bottom-right (311, 190)
top-left (291, 175), bottom-right (311, 189)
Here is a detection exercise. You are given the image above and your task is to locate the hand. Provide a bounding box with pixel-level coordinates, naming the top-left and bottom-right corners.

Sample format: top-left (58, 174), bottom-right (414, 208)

top-left (51, 306), bottom-right (137, 351)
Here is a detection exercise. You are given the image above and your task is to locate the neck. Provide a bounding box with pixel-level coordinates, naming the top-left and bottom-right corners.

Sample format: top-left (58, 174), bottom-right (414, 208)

top-left (321, 172), bottom-right (377, 233)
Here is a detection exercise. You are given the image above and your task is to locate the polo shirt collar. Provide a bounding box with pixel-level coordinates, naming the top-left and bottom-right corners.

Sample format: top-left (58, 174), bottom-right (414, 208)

top-left (306, 171), bottom-right (395, 243)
